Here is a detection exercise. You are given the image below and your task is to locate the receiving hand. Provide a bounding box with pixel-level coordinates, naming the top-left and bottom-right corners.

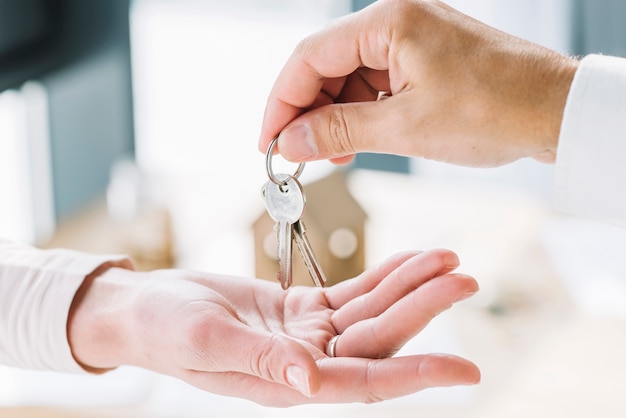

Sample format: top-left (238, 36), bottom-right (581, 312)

top-left (259, 0), bottom-right (579, 168)
top-left (68, 249), bottom-right (479, 407)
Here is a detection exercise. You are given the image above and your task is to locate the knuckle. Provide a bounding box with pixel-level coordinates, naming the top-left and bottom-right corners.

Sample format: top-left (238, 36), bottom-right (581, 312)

top-left (364, 362), bottom-right (386, 404)
top-left (328, 106), bottom-right (356, 155)
top-left (376, 0), bottom-right (439, 33)
top-left (293, 35), bottom-right (313, 56)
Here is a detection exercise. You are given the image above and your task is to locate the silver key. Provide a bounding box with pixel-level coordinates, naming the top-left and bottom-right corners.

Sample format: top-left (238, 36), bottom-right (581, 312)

top-left (262, 174), bottom-right (305, 289)
top-left (293, 220), bottom-right (327, 288)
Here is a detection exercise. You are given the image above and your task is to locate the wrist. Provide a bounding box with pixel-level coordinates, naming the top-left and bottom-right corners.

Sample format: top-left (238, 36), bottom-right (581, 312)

top-left (67, 265), bottom-right (139, 373)
top-left (533, 54), bottom-right (580, 163)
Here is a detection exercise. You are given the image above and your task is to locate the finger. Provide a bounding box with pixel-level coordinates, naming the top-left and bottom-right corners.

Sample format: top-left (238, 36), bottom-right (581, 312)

top-left (270, 69), bottom-right (390, 165)
top-left (272, 100), bottom-right (375, 162)
top-left (335, 68), bottom-right (391, 103)
top-left (199, 320), bottom-right (321, 397)
top-left (336, 273), bottom-right (479, 358)
top-left (274, 93), bottom-right (423, 163)
top-left (184, 354), bottom-right (480, 407)
top-left (258, 4), bottom-right (392, 152)
top-left (329, 154), bottom-right (356, 165)
top-left (331, 249), bottom-right (461, 334)
top-left (325, 250), bottom-right (420, 310)
top-left (313, 355), bottom-right (480, 404)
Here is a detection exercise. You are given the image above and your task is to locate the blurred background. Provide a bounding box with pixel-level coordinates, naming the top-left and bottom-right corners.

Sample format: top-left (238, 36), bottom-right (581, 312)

top-left (2, 0), bottom-right (626, 417)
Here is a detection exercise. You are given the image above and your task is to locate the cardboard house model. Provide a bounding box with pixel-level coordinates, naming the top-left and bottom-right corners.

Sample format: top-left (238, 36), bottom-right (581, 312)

top-left (253, 169), bottom-right (367, 287)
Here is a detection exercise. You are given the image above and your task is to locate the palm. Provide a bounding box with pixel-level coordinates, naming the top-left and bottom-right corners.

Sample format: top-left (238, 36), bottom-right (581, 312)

top-left (220, 281), bottom-right (336, 360)
top-left (140, 250), bottom-right (479, 406)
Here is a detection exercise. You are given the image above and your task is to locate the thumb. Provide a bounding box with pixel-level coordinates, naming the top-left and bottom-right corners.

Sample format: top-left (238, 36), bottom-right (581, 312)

top-left (277, 100), bottom-right (396, 163)
top-left (214, 324), bottom-right (321, 397)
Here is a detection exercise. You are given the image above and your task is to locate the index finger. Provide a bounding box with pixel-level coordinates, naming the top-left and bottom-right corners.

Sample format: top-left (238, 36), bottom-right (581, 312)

top-left (258, 4), bottom-right (392, 152)
top-left (329, 249), bottom-right (461, 334)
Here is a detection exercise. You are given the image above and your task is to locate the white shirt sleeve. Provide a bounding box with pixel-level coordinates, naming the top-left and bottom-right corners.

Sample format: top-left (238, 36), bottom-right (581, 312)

top-left (0, 239), bottom-right (132, 373)
top-left (555, 54), bottom-right (626, 227)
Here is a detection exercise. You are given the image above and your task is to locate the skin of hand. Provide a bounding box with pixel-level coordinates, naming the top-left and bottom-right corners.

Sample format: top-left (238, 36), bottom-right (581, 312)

top-left (67, 249), bottom-right (479, 407)
top-left (259, 0), bottom-right (580, 168)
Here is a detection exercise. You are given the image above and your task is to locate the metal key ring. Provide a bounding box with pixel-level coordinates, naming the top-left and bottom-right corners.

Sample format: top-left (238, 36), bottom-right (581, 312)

top-left (266, 137), bottom-right (305, 185)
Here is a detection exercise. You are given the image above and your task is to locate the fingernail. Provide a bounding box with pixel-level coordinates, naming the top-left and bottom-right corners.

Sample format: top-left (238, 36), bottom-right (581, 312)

top-left (443, 252), bottom-right (460, 269)
top-left (278, 125), bottom-right (317, 160)
top-left (286, 365), bottom-right (312, 397)
top-left (456, 286), bottom-right (479, 302)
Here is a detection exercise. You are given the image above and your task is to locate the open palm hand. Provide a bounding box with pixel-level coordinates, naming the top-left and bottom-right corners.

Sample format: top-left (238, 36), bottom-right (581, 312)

top-left (70, 249), bottom-right (479, 407)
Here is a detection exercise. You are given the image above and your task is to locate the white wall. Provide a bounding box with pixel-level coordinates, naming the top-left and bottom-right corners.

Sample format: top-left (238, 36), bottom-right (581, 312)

top-left (130, 0), bottom-right (350, 272)
top-left (0, 83), bottom-right (54, 244)
top-left (445, 0), bottom-right (572, 52)
top-left (0, 90), bottom-right (33, 243)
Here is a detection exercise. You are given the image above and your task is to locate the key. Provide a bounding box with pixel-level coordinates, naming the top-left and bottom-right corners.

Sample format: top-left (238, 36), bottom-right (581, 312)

top-left (262, 174), bottom-right (305, 289)
top-left (293, 220), bottom-right (327, 288)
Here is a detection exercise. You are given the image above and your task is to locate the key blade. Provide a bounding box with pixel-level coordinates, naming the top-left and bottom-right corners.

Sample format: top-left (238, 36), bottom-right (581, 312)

top-left (263, 175), bottom-right (303, 291)
top-left (293, 221), bottom-right (327, 288)
top-left (277, 220), bottom-right (293, 290)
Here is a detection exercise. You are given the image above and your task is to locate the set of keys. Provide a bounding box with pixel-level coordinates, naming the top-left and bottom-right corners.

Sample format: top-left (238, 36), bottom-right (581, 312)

top-left (262, 138), bottom-right (327, 290)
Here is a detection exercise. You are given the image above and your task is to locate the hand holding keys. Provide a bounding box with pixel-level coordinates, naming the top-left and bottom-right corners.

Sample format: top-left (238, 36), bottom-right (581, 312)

top-left (262, 138), bottom-right (327, 290)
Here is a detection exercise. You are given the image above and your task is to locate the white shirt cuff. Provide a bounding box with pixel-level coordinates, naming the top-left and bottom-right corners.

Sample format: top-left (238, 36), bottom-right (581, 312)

top-left (555, 54), bottom-right (626, 227)
top-left (0, 240), bottom-right (132, 373)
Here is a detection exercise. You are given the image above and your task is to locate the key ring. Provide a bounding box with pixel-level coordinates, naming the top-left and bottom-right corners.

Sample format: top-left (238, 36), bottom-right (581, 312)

top-left (266, 137), bottom-right (305, 185)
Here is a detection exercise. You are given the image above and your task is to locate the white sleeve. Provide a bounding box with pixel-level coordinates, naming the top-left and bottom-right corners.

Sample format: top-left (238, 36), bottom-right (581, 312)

top-left (0, 239), bottom-right (132, 373)
top-left (554, 54), bottom-right (626, 227)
